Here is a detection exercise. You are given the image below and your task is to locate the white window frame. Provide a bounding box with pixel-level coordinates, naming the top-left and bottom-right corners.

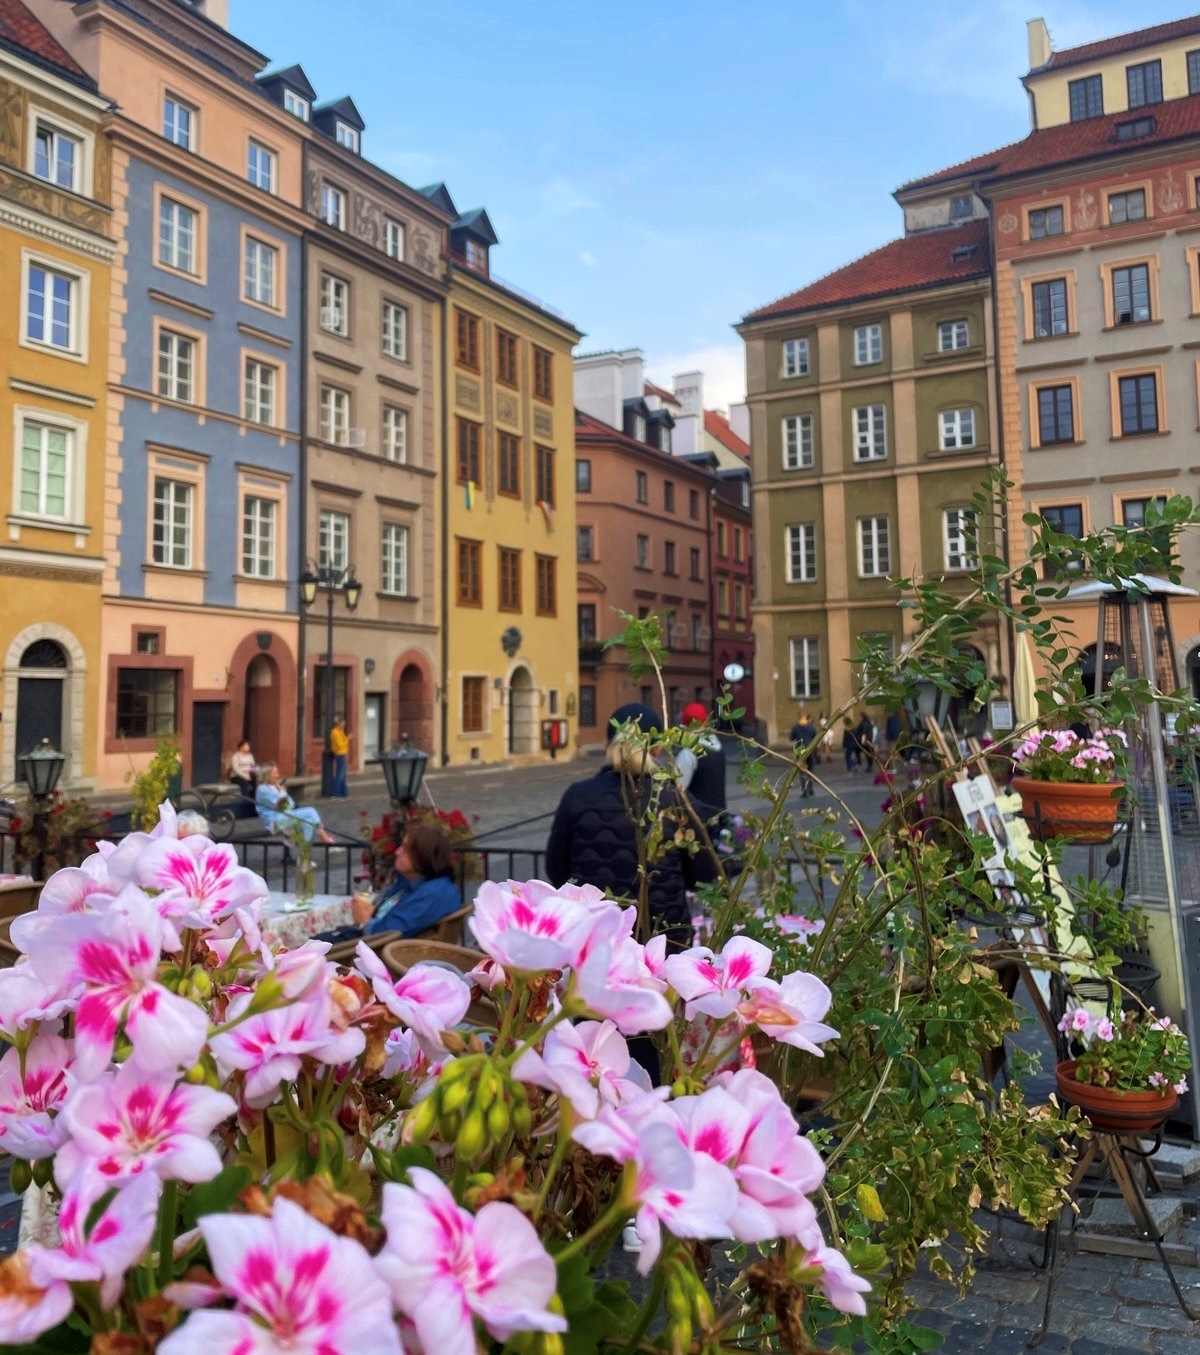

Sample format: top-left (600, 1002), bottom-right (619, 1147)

top-left (243, 236), bottom-right (278, 308)
top-left (22, 254), bottom-right (84, 358)
top-left (319, 385), bottom-right (350, 445)
top-left (943, 508), bottom-right (978, 572)
top-left (152, 477), bottom-right (193, 568)
top-left (383, 406), bottom-right (408, 463)
top-left (852, 404), bottom-right (887, 461)
top-left (381, 523), bottom-right (409, 595)
top-left (247, 139), bottom-right (276, 192)
top-left (30, 117), bottom-right (82, 193)
top-left (318, 508), bottom-right (350, 575)
top-left (857, 515), bottom-right (891, 578)
top-left (321, 183), bottom-right (346, 230)
top-left (319, 273), bottom-right (349, 335)
top-left (785, 523), bottom-right (817, 583)
top-left (163, 94), bottom-right (196, 150)
top-left (241, 494), bottom-right (276, 578)
top-left (854, 323), bottom-right (883, 366)
top-left (937, 319), bottom-right (969, 352)
top-left (384, 218), bottom-right (405, 260)
top-left (283, 89), bottom-right (310, 122)
top-left (789, 636), bottom-right (820, 699)
top-left (15, 417), bottom-right (73, 521)
top-left (158, 196), bottom-right (197, 274)
top-left (335, 121), bottom-right (360, 152)
top-left (244, 357), bottom-right (276, 426)
top-left (939, 407), bottom-right (976, 450)
top-left (782, 414), bottom-right (814, 469)
top-left (157, 328), bottom-right (195, 403)
top-left (382, 300), bottom-right (408, 360)
top-left (782, 337), bottom-right (809, 378)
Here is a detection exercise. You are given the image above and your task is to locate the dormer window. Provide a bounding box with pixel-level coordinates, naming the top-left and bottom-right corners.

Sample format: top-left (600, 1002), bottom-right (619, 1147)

top-left (634, 415), bottom-right (646, 442)
top-left (1115, 116), bottom-right (1156, 142)
top-left (659, 425), bottom-right (672, 453)
top-left (949, 195), bottom-right (973, 221)
top-left (464, 238), bottom-right (488, 273)
top-left (283, 89), bottom-right (310, 122)
top-left (335, 122), bottom-right (359, 153)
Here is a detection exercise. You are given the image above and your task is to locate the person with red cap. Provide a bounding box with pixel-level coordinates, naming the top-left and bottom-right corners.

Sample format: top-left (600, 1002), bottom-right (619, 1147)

top-left (674, 702), bottom-right (727, 820)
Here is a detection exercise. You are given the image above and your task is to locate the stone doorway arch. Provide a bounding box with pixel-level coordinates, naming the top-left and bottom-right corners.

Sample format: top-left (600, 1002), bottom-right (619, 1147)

top-left (4, 623), bottom-right (86, 787)
top-left (507, 664), bottom-right (537, 756)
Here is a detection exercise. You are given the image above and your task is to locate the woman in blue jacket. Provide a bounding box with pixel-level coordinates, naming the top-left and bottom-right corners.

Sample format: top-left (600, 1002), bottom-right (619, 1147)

top-left (349, 821), bottom-right (460, 937)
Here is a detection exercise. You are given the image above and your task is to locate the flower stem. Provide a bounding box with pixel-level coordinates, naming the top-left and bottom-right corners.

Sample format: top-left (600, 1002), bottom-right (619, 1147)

top-left (622, 1264), bottom-right (666, 1351)
top-left (155, 1179), bottom-right (178, 1290)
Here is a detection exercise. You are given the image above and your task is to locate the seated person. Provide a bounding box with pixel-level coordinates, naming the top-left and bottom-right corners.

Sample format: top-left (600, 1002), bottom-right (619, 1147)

top-left (229, 739), bottom-right (257, 797)
top-left (349, 822), bottom-right (460, 937)
top-left (255, 762), bottom-right (334, 844)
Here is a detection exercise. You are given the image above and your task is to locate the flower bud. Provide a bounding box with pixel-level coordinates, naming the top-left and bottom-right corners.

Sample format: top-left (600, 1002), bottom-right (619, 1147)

top-left (486, 1098), bottom-right (510, 1142)
top-left (455, 1107), bottom-right (488, 1161)
top-left (8, 1160), bottom-right (31, 1195)
top-left (405, 1095), bottom-right (440, 1146)
top-left (439, 1076), bottom-right (474, 1116)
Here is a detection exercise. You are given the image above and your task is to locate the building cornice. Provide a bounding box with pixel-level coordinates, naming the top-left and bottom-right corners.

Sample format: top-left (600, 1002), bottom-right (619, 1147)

top-left (0, 195), bottom-right (115, 259)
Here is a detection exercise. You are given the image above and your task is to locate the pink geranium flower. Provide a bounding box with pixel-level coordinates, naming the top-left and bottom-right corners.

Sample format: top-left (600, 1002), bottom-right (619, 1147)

top-left (513, 1019), bottom-right (650, 1120)
top-left (356, 943), bottom-right (471, 1056)
top-left (0, 964), bottom-right (75, 1041)
top-left (0, 1034), bottom-right (73, 1160)
top-left (471, 879), bottom-right (594, 973)
top-left (55, 1061), bottom-right (235, 1188)
top-left (802, 1243), bottom-right (872, 1316)
top-left (376, 1167), bottom-right (565, 1355)
top-left (0, 1252), bottom-right (74, 1343)
top-left (135, 836), bottom-right (267, 931)
top-left (159, 1197), bottom-right (402, 1355)
top-left (661, 937), bottom-right (773, 1020)
top-left (29, 855), bottom-right (118, 918)
top-left (737, 971), bottom-right (839, 1055)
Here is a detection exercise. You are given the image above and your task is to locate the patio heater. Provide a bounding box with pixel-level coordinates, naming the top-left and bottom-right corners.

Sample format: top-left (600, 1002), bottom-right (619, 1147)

top-left (17, 737), bottom-right (66, 880)
top-left (1066, 574), bottom-right (1200, 1135)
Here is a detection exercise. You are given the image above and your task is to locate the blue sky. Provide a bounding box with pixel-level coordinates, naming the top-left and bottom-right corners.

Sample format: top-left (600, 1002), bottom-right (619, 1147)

top-left (233, 1), bottom-right (1196, 409)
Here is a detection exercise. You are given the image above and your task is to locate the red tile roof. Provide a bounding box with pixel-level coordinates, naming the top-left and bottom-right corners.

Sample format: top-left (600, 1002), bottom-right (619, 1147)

top-left (643, 380), bottom-right (681, 407)
top-left (1036, 14), bottom-right (1200, 73)
top-left (744, 220), bottom-right (990, 321)
top-left (0, 0), bottom-right (90, 83)
top-left (704, 410), bottom-right (749, 460)
top-left (574, 409), bottom-right (712, 477)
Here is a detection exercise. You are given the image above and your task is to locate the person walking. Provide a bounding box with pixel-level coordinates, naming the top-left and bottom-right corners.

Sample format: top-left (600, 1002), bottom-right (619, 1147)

top-left (329, 717), bottom-right (351, 798)
top-left (790, 710), bottom-right (818, 797)
top-left (855, 711), bottom-right (877, 769)
top-left (842, 718), bottom-right (860, 774)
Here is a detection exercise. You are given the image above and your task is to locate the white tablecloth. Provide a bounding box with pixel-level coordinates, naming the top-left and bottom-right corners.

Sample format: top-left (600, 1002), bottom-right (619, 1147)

top-left (258, 892), bottom-right (354, 950)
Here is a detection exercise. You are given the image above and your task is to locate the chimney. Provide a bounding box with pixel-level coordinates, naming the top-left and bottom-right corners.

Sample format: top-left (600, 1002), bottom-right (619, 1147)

top-left (618, 348), bottom-right (645, 402)
top-left (672, 370), bottom-right (703, 418)
top-left (1027, 18), bottom-right (1051, 70)
top-left (573, 352), bottom-right (625, 431)
top-left (728, 403), bottom-right (750, 444)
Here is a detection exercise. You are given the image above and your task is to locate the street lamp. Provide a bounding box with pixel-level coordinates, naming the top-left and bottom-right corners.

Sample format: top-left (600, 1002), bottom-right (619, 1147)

top-left (299, 560), bottom-right (361, 797)
top-left (377, 735), bottom-right (430, 808)
top-left (17, 738), bottom-right (65, 880)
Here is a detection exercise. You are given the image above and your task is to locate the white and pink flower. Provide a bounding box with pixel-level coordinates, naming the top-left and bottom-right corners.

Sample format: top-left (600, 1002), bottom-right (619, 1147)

top-left (471, 879), bottom-right (595, 973)
top-left (513, 1019), bottom-right (651, 1119)
top-left (737, 971), bottom-right (839, 1055)
top-left (661, 937), bottom-right (773, 1020)
top-left (356, 943), bottom-right (472, 1056)
top-left (135, 834), bottom-right (267, 932)
top-left (0, 1034), bottom-right (73, 1160)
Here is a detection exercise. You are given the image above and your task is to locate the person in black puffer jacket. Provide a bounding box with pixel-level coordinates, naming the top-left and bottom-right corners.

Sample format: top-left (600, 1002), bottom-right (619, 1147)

top-left (546, 702), bottom-right (713, 937)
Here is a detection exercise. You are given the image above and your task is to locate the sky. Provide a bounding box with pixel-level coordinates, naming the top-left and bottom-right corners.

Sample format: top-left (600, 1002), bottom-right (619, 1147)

top-left (233, 0), bottom-right (1198, 411)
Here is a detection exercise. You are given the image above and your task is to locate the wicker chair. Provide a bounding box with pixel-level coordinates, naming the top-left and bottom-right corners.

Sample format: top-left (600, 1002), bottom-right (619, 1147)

top-left (324, 928), bottom-right (402, 966)
top-left (0, 881), bottom-right (42, 920)
top-left (417, 905), bottom-right (474, 946)
top-left (0, 918), bottom-right (24, 967)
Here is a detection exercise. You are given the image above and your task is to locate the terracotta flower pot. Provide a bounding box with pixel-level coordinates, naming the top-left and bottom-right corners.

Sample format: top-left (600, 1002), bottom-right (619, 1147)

top-left (1055, 1059), bottom-right (1176, 1132)
top-left (1012, 776), bottom-right (1123, 843)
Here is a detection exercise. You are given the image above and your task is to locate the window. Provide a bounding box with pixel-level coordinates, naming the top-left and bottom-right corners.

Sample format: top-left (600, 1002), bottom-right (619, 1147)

top-left (578, 604), bottom-right (597, 642)
top-left (1036, 384), bottom-right (1075, 444)
top-left (1068, 74), bottom-right (1103, 121)
top-left (716, 521), bottom-right (727, 556)
top-left (383, 406), bottom-right (408, 463)
top-left (664, 481), bottom-right (675, 512)
top-left (635, 470), bottom-right (648, 503)
top-left (464, 238), bottom-right (488, 272)
top-left (382, 301), bottom-right (408, 359)
top-left (497, 329), bottom-right (519, 386)
top-left (283, 89), bottom-right (310, 121)
top-left (691, 614), bottom-right (703, 650)
top-left (462, 676), bottom-right (485, 732)
top-left (498, 432), bottom-right (520, 497)
top-left (852, 404), bottom-right (887, 461)
top-left (456, 420), bottom-right (481, 484)
top-left (533, 346), bottom-right (553, 401)
top-left (242, 495), bottom-right (275, 577)
top-left (319, 386), bottom-right (350, 445)
top-left (33, 121), bottom-right (80, 191)
top-left (382, 523), bottom-right (408, 595)
top-left (1040, 504), bottom-right (1085, 579)
top-left (733, 526), bottom-right (745, 563)
top-left (158, 197), bottom-right (197, 274)
top-left (456, 538), bottom-right (481, 605)
top-left (25, 263), bottom-right (77, 352)
top-left (950, 194), bottom-right (974, 220)
top-left (689, 488), bottom-right (699, 520)
top-left (243, 236), bottom-right (278, 308)
top-left (157, 329), bottom-right (195, 402)
top-left (576, 526), bottom-right (594, 561)
top-left (664, 542), bottom-right (677, 576)
top-left (1116, 116), bottom-right (1156, 141)
top-left (789, 637), bottom-right (820, 699)
top-left (734, 583), bottom-right (746, 621)
top-left (152, 478), bottom-right (192, 567)
top-left (854, 323), bottom-right (883, 365)
top-left (1190, 49), bottom-right (1200, 95)
top-left (247, 139), bottom-right (275, 192)
top-left (576, 459), bottom-right (592, 493)
top-left (661, 610), bottom-right (674, 653)
top-left (943, 508), bottom-right (977, 572)
top-left (456, 309), bottom-right (479, 370)
top-left (18, 420), bottom-right (70, 518)
top-left (689, 547), bottom-right (701, 581)
top-left (779, 413), bottom-right (813, 469)
top-left (858, 515), bottom-right (890, 577)
top-left (1122, 496), bottom-right (1173, 562)
top-left (116, 669), bottom-right (178, 738)
top-left (1112, 263), bottom-right (1150, 324)
top-left (135, 632), bottom-right (160, 655)
top-left (1117, 373), bottom-right (1159, 435)
top-left (535, 445), bottom-right (555, 506)
top-left (938, 319), bottom-right (969, 351)
top-left (716, 579), bottom-right (729, 617)
top-left (384, 218), bottom-right (404, 260)
top-left (786, 523), bottom-right (817, 583)
top-left (631, 414), bottom-right (646, 442)
top-left (535, 555), bottom-right (557, 616)
top-left (1127, 59), bottom-right (1163, 108)
top-left (163, 95), bottom-right (195, 150)
top-left (243, 357), bottom-right (276, 425)
top-left (318, 509), bottom-right (350, 575)
top-left (636, 534), bottom-right (649, 569)
top-left (939, 407), bottom-right (976, 450)
top-left (1031, 278), bottom-right (1068, 338)
top-left (335, 121), bottom-right (359, 152)
top-left (319, 274), bottom-right (349, 335)
top-left (1028, 206), bottom-right (1064, 239)
top-left (321, 183), bottom-right (345, 230)
top-left (782, 337), bottom-right (810, 378)
top-left (580, 686), bottom-right (597, 727)
top-left (1108, 189), bottom-right (1146, 225)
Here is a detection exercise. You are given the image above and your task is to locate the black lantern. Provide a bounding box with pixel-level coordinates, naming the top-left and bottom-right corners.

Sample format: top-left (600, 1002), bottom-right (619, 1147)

top-left (19, 738), bottom-right (65, 799)
top-left (902, 676), bottom-right (952, 735)
top-left (378, 737), bottom-right (429, 807)
top-left (299, 568), bottom-right (320, 608)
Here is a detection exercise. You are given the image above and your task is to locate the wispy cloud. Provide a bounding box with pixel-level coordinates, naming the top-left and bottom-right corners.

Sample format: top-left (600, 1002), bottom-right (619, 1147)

top-left (645, 344), bottom-right (747, 413)
top-left (539, 175), bottom-right (599, 216)
top-left (579, 249), bottom-right (597, 268)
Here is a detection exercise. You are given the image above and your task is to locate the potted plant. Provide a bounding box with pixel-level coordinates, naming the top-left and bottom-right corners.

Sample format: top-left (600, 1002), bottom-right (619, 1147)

top-left (1010, 727), bottom-right (1127, 842)
top-left (1055, 1006), bottom-right (1190, 1132)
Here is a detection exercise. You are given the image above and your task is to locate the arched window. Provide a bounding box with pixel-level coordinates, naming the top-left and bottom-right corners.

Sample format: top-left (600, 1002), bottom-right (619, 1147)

top-left (20, 640), bottom-right (67, 669)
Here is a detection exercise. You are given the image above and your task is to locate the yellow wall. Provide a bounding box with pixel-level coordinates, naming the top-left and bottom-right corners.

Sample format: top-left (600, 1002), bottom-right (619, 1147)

top-left (445, 268), bottom-right (579, 763)
top-left (1030, 40), bottom-right (1198, 128)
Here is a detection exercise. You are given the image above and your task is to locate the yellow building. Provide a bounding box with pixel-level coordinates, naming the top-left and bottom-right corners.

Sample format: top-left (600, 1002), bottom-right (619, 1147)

top-left (432, 189), bottom-right (581, 763)
top-left (0, 16), bottom-right (115, 789)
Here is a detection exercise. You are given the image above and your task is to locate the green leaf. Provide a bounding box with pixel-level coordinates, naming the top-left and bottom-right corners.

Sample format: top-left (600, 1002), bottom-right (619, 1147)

top-left (183, 1163), bottom-right (252, 1226)
top-left (388, 1144), bottom-right (437, 1182)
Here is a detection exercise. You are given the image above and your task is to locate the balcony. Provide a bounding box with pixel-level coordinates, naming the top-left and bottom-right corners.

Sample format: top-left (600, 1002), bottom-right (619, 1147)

top-left (578, 639), bottom-right (605, 667)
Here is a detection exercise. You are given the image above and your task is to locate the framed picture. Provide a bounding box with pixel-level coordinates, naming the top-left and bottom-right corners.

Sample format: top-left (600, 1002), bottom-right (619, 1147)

top-left (989, 700), bottom-right (1014, 731)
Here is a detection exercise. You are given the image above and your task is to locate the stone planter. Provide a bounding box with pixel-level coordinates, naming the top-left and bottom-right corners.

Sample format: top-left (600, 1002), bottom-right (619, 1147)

top-left (1055, 1059), bottom-right (1176, 1133)
top-left (1012, 776), bottom-right (1123, 844)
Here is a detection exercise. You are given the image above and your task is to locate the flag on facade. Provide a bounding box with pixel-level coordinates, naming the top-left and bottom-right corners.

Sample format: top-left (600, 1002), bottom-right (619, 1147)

top-left (465, 480), bottom-right (476, 509)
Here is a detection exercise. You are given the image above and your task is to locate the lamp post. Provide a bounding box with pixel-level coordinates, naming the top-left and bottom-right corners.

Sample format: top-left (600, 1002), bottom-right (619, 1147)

top-left (299, 561), bottom-right (362, 798)
top-left (376, 735), bottom-right (429, 809)
top-left (17, 737), bottom-right (66, 880)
